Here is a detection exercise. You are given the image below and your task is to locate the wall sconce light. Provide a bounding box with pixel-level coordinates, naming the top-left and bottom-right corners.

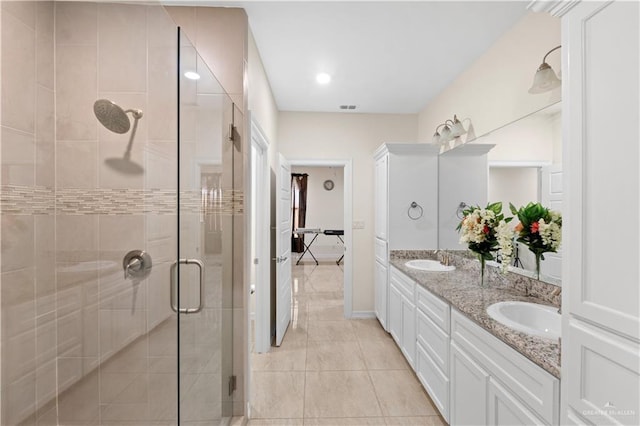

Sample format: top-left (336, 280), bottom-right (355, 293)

top-left (432, 115), bottom-right (468, 146)
top-left (528, 45), bottom-right (561, 94)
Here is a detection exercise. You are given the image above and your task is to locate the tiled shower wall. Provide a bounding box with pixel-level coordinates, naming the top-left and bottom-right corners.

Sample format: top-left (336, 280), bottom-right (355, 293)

top-left (1, 2), bottom-right (180, 424)
top-left (1, 1), bottom-right (56, 423)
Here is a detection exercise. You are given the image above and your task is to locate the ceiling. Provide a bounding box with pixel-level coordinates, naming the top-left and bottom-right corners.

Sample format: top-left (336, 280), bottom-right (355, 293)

top-left (174, 1), bottom-right (530, 114)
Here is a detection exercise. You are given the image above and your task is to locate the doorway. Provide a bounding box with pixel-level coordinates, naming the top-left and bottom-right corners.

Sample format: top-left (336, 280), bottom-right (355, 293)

top-left (287, 159), bottom-right (353, 322)
top-left (249, 158), bottom-right (353, 354)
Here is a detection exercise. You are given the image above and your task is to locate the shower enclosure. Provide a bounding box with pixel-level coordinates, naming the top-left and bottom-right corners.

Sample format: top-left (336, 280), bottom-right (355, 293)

top-left (0, 2), bottom-right (242, 424)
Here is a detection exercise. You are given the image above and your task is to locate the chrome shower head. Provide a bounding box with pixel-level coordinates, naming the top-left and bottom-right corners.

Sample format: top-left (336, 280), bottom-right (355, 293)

top-left (93, 99), bottom-right (143, 134)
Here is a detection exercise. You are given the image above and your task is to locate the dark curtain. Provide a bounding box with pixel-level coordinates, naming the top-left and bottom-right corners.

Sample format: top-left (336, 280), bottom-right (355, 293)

top-left (291, 173), bottom-right (308, 253)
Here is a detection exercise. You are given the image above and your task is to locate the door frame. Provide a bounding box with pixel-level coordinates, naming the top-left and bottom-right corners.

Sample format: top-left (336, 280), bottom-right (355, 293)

top-left (249, 114), bottom-right (271, 354)
top-left (287, 158), bottom-right (354, 319)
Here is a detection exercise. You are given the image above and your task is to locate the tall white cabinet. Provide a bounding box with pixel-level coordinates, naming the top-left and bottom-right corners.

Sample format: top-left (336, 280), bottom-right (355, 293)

top-left (531, 1), bottom-right (640, 424)
top-left (374, 144), bottom-right (439, 330)
top-left (438, 144), bottom-right (494, 249)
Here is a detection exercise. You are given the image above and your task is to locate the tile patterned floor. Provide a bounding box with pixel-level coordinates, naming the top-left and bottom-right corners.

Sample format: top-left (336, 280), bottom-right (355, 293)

top-left (249, 262), bottom-right (446, 426)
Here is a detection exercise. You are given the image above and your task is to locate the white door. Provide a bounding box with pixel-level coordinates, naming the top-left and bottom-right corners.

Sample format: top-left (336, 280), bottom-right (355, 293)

top-left (250, 116), bottom-right (271, 354)
top-left (275, 154), bottom-right (292, 346)
top-left (540, 165), bottom-right (562, 280)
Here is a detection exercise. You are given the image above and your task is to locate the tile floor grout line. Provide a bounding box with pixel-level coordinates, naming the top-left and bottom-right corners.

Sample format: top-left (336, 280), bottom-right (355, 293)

top-left (358, 338), bottom-right (387, 421)
top-left (248, 264), bottom-right (443, 425)
top-left (302, 293), bottom-right (309, 421)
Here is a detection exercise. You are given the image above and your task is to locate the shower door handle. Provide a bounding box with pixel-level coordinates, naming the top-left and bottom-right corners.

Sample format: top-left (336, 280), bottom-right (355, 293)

top-left (170, 258), bottom-right (204, 314)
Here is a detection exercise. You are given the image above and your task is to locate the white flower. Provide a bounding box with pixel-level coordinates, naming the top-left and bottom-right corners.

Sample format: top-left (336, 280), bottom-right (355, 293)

top-left (539, 218), bottom-right (561, 251)
top-left (459, 208), bottom-right (499, 245)
top-left (496, 220), bottom-right (514, 273)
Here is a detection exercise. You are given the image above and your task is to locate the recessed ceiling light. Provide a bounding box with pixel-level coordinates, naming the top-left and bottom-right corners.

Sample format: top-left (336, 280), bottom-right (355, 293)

top-left (316, 73), bottom-right (331, 84)
top-left (184, 71), bottom-right (201, 80)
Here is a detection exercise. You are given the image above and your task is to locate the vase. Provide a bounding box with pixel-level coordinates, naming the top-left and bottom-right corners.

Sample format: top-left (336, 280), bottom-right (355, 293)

top-left (479, 255), bottom-right (486, 287)
top-left (535, 252), bottom-right (541, 280)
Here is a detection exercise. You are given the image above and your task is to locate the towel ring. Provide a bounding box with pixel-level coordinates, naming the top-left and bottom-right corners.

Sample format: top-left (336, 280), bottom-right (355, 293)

top-left (407, 202), bottom-right (423, 220)
top-left (456, 202), bottom-right (469, 219)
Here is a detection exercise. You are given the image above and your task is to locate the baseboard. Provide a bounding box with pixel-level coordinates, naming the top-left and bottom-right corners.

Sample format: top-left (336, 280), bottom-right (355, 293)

top-left (350, 310), bottom-right (376, 319)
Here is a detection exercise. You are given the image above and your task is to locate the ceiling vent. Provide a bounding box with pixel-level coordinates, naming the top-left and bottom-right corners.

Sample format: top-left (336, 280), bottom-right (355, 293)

top-left (339, 105), bottom-right (357, 110)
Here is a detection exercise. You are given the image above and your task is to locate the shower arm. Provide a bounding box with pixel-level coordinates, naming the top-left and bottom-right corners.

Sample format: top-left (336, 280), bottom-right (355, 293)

top-left (123, 113), bottom-right (142, 159)
top-left (124, 109), bottom-right (144, 120)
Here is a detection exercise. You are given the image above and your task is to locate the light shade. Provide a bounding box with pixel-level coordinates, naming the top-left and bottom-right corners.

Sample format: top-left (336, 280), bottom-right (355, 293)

top-left (450, 115), bottom-right (467, 138)
top-left (529, 62), bottom-right (561, 94)
top-left (432, 131), bottom-right (441, 145)
top-left (439, 125), bottom-right (452, 144)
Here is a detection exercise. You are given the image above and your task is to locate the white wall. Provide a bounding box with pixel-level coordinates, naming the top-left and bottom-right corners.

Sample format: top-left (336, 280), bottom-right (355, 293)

top-left (248, 30), bottom-right (278, 153)
top-left (418, 11), bottom-right (561, 143)
top-left (278, 112), bottom-right (418, 312)
top-left (489, 167), bottom-right (539, 216)
top-left (291, 166), bottom-right (344, 259)
top-left (477, 112), bottom-right (555, 163)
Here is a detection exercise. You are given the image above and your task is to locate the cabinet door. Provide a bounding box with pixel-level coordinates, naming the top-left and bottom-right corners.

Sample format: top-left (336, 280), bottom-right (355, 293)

top-left (388, 282), bottom-right (402, 345)
top-left (564, 0), bottom-right (639, 339)
top-left (374, 259), bottom-right (388, 331)
top-left (401, 295), bottom-right (416, 369)
top-left (564, 319), bottom-right (639, 426)
top-left (488, 378), bottom-right (545, 425)
top-left (450, 341), bottom-right (489, 426)
top-left (374, 155), bottom-right (388, 240)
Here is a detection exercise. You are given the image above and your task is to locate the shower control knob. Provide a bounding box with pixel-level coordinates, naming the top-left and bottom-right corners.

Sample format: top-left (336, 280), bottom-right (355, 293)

top-left (123, 250), bottom-right (152, 280)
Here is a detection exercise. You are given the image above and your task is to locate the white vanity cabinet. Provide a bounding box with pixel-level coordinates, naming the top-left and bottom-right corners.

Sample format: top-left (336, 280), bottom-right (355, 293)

top-left (528, 1), bottom-right (640, 424)
top-left (389, 267), bottom-right (416, 369)
top-left (562, 2), bottom-right (640, 425)
top-left (415, 284), bottom-right (451, 422)
top-left (386, 266), bottom-right (561, 425)
top-left (450, 309), bottom-right (559, 425)
top-left (373, 143), bottom-right (439, 332)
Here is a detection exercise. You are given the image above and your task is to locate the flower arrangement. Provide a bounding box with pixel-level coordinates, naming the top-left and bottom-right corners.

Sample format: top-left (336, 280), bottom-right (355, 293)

top-left (457, 202), bottom-right (513, 285)
top-left (509, 202), bottom-right (562, 279)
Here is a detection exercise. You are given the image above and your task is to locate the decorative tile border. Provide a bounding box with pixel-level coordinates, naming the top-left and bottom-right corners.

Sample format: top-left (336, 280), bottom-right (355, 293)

top-left (1, 185), bottom-right (244, 215)
top-left (0, 185), bottom-right (55, 215)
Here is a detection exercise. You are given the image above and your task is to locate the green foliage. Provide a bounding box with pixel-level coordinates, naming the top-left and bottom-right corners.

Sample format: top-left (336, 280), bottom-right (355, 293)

top-left (510, 202), bottom-right (561, 257)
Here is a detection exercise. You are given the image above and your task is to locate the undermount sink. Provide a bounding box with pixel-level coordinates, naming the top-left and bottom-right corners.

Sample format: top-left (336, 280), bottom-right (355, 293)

top-left (487, 301), bottom-right (561, 340)
top-left (405, 259), bottom-right (455, 272)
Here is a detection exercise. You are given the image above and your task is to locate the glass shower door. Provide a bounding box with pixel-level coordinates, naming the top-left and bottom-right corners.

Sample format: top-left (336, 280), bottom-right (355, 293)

top-left (176, 28), bottom-right (236, 424)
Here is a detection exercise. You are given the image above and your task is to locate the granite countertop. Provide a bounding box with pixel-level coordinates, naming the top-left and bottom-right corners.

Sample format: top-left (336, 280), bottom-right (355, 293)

top-left (389, 251), bottom-right (561, 379)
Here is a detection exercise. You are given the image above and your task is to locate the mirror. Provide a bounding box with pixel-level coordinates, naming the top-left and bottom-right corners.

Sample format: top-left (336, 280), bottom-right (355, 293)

top-left (466, 101), bottom-right (562, 286)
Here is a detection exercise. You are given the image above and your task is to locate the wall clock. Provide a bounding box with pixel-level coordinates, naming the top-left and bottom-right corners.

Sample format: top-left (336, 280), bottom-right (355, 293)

top-left (323, 179), bottom-right (334, 191)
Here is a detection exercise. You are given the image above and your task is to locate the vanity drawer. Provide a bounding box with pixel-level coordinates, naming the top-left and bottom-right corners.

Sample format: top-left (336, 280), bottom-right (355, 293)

top-left (417, 307), bottom-right (449, 374)
top-left (451, 309), bottom-right (559, 425)
top-left (375, 238), bottom-right (387, 263)
top-left (390, 267), bottom-right (414, 301)
top-left (416, 284), bottom-right (450, 333)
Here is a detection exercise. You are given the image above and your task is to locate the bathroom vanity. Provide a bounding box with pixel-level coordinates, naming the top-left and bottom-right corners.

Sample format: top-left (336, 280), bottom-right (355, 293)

top-left (387, 251), bottom-right (561, 425)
